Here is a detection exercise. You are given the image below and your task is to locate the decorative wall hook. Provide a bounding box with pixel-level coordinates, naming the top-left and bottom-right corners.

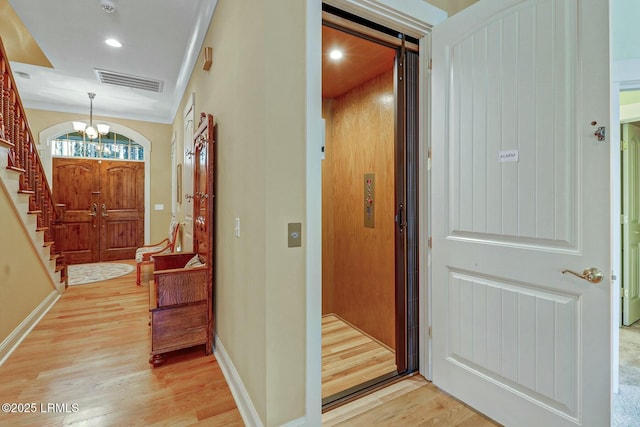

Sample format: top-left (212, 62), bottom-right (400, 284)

top-left (203, 47), bottom-right (212, 71)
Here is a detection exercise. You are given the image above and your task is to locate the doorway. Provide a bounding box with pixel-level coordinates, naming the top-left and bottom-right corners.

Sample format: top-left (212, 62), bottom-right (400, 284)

top-left (617, 115), bottom-right (640, 422)
top-left (320, 6), bottom-right (420, 406)
top-left (621, 121), bottom-right (640, 327)
top-left (52, 158), bottom-right (144, 264)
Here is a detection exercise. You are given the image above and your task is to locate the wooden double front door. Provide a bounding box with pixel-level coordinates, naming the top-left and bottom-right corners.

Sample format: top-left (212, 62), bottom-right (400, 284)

top-left (53, 158), bottom-right (144, 264)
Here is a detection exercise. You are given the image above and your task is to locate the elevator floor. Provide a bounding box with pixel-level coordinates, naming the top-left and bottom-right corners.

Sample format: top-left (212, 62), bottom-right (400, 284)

top-left (322, 314), bottom-right (397, 399)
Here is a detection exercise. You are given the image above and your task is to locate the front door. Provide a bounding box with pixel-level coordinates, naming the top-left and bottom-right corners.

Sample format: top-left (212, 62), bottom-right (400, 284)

top-left (98, 160), bottom-right (144, 261)
top-left (53, 158), bottom-right (144, 264)
top-left (622, 122), bottom-right (640, 326)
top-left (52, 158), bottom-right (99, 264)
top-left (431, 0), bottom-right (611, 426)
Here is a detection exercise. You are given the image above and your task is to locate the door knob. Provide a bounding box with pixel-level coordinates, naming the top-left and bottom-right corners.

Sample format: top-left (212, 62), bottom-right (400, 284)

top-left (101, 204), bottom-right (109, 217)
top-left (562, 267), bottom-right (604, 283)
top-left (88, 203), bottom-right (97, 217)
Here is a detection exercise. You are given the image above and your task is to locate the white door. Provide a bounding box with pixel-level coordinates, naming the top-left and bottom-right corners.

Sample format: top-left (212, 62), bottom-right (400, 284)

top-left (622, 122), bottom-right (640, 326)
top-left (183, 96), bottom-right (195, 253)
top-left (431, 0), bottom-right (610, 426)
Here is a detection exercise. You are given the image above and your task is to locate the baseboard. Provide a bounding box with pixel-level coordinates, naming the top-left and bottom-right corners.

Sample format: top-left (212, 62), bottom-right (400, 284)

top-left (214, 335), bottom-right (264, 427)
top-left (0, 290), bottom-right (60, 366)
top-left (280, 416), bottom-right (307, 427)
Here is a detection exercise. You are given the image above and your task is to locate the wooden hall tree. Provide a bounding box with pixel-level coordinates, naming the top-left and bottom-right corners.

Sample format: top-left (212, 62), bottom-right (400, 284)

top-left (148, 113), bottom-right (216, 366)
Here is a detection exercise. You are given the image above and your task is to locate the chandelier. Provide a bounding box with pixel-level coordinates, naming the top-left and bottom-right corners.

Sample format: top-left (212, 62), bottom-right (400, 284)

top-left (73, 92), bottom-right (110, 139)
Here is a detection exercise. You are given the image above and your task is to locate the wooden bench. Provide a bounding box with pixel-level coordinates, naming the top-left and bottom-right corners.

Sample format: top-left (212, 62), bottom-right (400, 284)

top-left (148, 253), bottom-right (210, 367)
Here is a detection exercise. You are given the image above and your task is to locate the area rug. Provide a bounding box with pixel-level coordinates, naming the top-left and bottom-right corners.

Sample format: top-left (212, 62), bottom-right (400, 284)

top-left (68, 262), bottom-right (135, 286)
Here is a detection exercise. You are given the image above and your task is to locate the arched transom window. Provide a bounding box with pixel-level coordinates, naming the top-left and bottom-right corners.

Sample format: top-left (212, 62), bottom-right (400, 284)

top-left (51, 131), bottom-right (144, 161)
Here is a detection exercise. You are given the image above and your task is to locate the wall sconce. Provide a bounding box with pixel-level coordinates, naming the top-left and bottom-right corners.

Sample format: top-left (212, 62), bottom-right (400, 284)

top-left (203, 47), bottom-right (212, 71)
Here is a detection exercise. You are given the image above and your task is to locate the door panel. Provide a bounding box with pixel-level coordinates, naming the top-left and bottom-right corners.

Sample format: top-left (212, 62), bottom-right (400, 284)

top-left (622, 123), bottom-right (640, 326)
top-left (99, 160), bottom-right (144, 261)
top-left (431, 0), bottom-right (610, 426)
top-left (193, 114), bottom-right (215, 266)
top-left (183, 103), bottom-right (195, 252)
top-left (53, 158), bottom-right (100, 264)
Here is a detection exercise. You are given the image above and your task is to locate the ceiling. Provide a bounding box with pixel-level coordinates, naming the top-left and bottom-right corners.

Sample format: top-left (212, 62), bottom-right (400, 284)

top-left (0, 0), bottom-right (217, 124)
top-left (0, 0), bottom-right (395, 126)
top-left (1, 0), bottom-right (636, 125)
top-left (322, 25), bottom-right (396, 99)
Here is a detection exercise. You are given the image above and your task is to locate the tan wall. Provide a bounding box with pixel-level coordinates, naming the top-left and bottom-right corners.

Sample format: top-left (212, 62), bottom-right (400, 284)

top-left (0, 183), bottom-right (56, 343)
top-left (425, 0), bottom-right (479, 16)
top-left (322, 69), bottom-right (396, 349)
top-left (171, 0), bottom-right (307, 425)
top-left (23, 109), bottom-right (173, 244)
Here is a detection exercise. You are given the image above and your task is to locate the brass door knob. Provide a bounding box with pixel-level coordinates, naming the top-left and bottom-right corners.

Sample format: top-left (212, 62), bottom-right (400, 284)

top-left (562, 267), bottom-right (604, 283)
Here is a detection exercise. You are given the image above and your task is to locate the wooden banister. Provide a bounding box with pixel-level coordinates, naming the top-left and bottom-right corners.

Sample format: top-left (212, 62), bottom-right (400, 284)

top-left (0, 36), bottom-right (67, 285)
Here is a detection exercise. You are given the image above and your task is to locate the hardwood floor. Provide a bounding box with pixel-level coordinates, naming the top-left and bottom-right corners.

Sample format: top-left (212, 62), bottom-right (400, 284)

top-left (321, 315), bottom-right (500, 426)
top-left (1, 262), bottom-right (500, 426)
top-left (0, 260), bottom-right (243, 426)
top-left (322, 314), bottom-right (397, 399)
top-left (322, 375), bottom-right (501, 426)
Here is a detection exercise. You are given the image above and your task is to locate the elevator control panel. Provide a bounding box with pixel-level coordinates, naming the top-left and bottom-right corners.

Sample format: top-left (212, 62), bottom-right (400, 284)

top-left (364, 173), bottom-right (375, 229)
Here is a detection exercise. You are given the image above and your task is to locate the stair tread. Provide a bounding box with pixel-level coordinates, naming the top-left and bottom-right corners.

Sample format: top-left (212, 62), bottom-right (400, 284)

top-left (7, 166), bottom-right (26, 173)
top-left (35, 226), bottom-right (49, 232)
top-left (43, 241), bottom-right (54, 247)
top-left (18, 189), bottom-right (35, 195)
top-left (28, 210), bottom-right (42, 214)
top-left (0, 137), bottom-right (13, 148)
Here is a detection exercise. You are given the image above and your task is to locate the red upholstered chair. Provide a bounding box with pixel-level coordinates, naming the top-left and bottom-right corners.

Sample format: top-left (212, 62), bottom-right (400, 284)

top-left (135, 217), bottom-right (180, 286)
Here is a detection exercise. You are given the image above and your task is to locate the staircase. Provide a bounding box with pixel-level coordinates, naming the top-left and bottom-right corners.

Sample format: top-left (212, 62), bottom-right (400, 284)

top-left (0, 38), bottom-right (67, 292)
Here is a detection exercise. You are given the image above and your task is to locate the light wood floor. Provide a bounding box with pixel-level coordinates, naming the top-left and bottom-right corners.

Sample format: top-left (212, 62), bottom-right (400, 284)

top-left (0, 260), bottom-right (243, 426)
top-left (1, 261), bottom-right (499, 426)
top-left (321, 315), bottom-right (500, 426)
top-left (323, 375), bottom-right (501, 426)
top-left (322, 314), bottom-right (397, 399)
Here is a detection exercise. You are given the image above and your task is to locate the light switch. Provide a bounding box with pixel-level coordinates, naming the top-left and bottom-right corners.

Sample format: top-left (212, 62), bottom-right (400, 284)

top-left (154, 204), bottom-right (164, 211)
top-left (288, 223), bottom-right (302, 248)
top-left (234, 218), bottom-right (240, 238)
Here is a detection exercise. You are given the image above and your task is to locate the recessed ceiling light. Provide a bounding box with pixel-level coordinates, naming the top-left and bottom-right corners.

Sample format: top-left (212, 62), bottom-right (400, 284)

top-left (100, 0), bottom-right (116, 14)
top-left (329, 49), bottom-right (344, 61)
top-left (380, 94), bottom-right (393, 105)
top-left (105, 38), bottom-right (122, 48)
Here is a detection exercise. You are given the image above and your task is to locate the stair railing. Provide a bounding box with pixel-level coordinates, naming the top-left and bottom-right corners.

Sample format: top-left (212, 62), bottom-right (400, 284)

top-left (0, 36), bottom-right (66, 284)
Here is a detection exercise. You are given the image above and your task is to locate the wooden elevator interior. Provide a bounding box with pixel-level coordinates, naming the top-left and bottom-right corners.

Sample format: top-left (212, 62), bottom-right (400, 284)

top-left (321, 21), bottom-right (398, 382)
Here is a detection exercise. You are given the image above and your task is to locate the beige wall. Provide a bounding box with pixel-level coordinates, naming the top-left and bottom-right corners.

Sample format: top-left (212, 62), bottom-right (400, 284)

top-left (24, 109), bottom-right (173, 243)
top-left (425, 0), bottom-right (479, 16)
top-left (1, 109), bottom-right (170, 346)
top-left (171, 0), bottom-right (307, 425)
top-left (0, 183), bottom-right (56, 343)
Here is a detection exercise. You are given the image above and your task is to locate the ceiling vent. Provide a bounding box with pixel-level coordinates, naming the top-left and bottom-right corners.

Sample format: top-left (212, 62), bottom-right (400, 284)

top-left (94, 68), bottom-right (164, 93)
